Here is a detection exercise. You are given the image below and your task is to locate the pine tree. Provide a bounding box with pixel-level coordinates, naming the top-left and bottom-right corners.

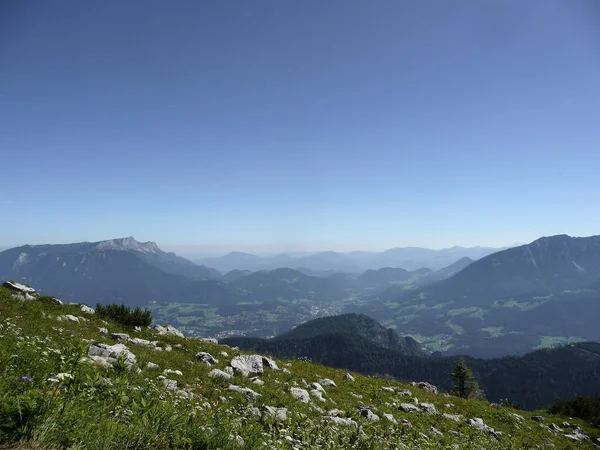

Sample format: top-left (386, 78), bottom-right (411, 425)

top-left (450, 358), bottom-right (484, 399)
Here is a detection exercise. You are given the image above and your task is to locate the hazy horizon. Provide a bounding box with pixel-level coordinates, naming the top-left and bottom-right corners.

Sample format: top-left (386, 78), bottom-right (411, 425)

top-left (2, 1), bottom-right (599, 251)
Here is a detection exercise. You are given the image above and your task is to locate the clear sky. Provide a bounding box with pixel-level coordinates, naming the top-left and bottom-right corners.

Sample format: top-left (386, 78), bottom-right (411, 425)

top-left (1, 1), bottom-right (599, 255)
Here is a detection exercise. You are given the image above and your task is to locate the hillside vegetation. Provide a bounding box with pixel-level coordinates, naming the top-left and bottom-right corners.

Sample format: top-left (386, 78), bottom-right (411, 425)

top-left (1, 285), bottom-right (599, 449)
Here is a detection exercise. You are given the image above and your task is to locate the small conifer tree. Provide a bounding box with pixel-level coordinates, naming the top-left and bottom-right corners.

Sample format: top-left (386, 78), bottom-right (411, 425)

top-left (450, 358), bottom-right (484, 399)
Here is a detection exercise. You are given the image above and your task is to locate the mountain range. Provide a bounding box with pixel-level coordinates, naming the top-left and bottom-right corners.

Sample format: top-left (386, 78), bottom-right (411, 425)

top-left (369, 234), bottom-right (600, 357)
top-left (195, 246), bottom-right (502, 273)
top-left (2, 234), bottom-right (600, 359)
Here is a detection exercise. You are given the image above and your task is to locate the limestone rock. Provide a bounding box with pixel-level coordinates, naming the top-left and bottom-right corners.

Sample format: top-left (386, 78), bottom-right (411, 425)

top-left (360, 408), bottom-right (379, 422)
top-left (154, 325), bottom-right (184, 338)
top-left (111, 333), bottom-right (130, 341)
top-left (344, 373), bottom-right (355, 382)
top-left (411, 381), bottom-right (438, 394)
top-left (318, 378), bottom-right (336, 387)
top-left (383, 413), bottom-right (397, 424)
top-left (208, 369), bottom-right (232, 381)
top-left (196, 352), bottom-right (219, 366)
top-left (227, 384), bottom-right (261, 401)
top-left (399, 403), bottom-right (420, 413)
top-left (230, 355), bottom-right (263, 377)
top-left (88, 343), bottom-right (136, 367)
top-left (80, 305), bottom-right (95, 314)
top-left (290, 387), bottom-right (310, 403)
top-left (323, 416), bottom-right (357, 427)
top-left (263, 406), bottom-right (287, 422)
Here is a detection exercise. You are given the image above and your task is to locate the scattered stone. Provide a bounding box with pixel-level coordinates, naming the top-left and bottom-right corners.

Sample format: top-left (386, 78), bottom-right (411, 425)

top-left (359, 408), bottom-right (380, 422)
top-left (550, 423), bottom-right (563, 433)
top-left (224, 366), bottom-right (234, 376)
top-left (208, 369), bottom-right (232, 381)
top-left (262, 356), bottom-right (279, 370)
top-left (164, 345), bottom-right (172, 352)
top-left (429, 426), bottom-right (444, 437)
top-left (154, 325), bottom-right (184, 338)
top-left (230, 355), bottom-right (263, 377)
top-left (318, 378), bottom-right (336, 387)
top-left (51, 297), bottom-right (63, 305)
top-left (146, 362), bottom-right (160, 370)
top-left (329, 409), bottom-right (344, 416)
top-left (310, 389), bottom-right (326, 402)
top-left (383, 413), bottom-right (397, 424)
top-left (467, 418), bottom-right (501, 440)
top-left (134, 326), bottom-right (142, 332)
top-left (349, 392), bottom-right (363, 399)
top-left (564, 428), bottom-right (589, 442)
top-left (420, 402), bottom-right (437, 414)
top-left (418, 432), bottom-right (430, 441)
top-left (163, 379), bottom-right (178, 390)
top-left (509, 413), bottom-right (525, 424)
top-left (382, 386), bottom-right (395, 392)
top-left (399, 403), bottom-right (420, 413)
top-left (290, 387), bottom-right (310, 403)
top-left (111, 333), bottom-right (130, 341)
top-left (532, 416), bottom-right (546, 422)
top-left (401, 418), bottom-right (413, 428)
top-left (99, 327), bottom-right (108, 334)
top-left (227, 384), bottom-right (261, 401)
top-left (80, 304), bottom-right (95, 314)
top-left (220, 351), bottom-right (229, 357)
top-left (65, 315), bottom-right (80, 323)
top-left (282, 368), bottom-right (291, 374)
top-left (323, 416), bottom-right (357, 427)
top-left (263, 406), bottom-right (288, 422)
top-left (88, 343), bottom-right (137, 367)
top-left (200, 337), bottom-right (219, 345)
top-left (398, 389), bottom-right (413, 396)
top-left (443, 413), bottom-right (463, 422)
top-left (250, 377), bottom-right (265, 386)
top-left (344, 373), bottom-right (355, 382)
top-left (163, 369), bottom-right (183, 376)
top-left (411, 381), bottom-right (438, 394)
top-left (128, 337), bottom-right (154, 346)
top-left (196, 352), bottom-right (219, 366)
top-left (311, 382), bottom-right (325, 393)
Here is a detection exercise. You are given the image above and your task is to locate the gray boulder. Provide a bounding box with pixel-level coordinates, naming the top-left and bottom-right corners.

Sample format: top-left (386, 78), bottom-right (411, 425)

top-left (88, 343), bottom-right (136, 367)
top-left (230, 355), bottom-right (263, 377)
top-left (359, 408), bottom-right (380, 422)
top-left (208, 369), bottom-right (232, 381)
top-left (399, 403), bottom-right (420, 413)
top-left (227, 384), bottom-right (261, 401)
top-left (196, 352), bottom-right (219, 366)
top-left (111, 333), bottom-right (130, 341)
top-left (411, 381), bottom-right (438, 394)
top-left (318, 378), bottom-right (336, 387)
top-left (263, 406), bottom-right (288, 422)
top-left (323, 416), bottom-right (357, 427)
top-left (344, 373), bottom-right (355, 382)
top-left (154, 325), bottom-right (184, 338)
top-left (290, 387), bottom-right (310, 403)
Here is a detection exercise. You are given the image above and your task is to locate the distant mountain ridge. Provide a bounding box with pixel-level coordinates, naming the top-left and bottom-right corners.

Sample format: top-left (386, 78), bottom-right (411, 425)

top-left (196, 245), bottom-right (504, 273)
top-left (0, 237), bottom-right (228, 305)
top-left (371, 234), bottom-right (600, 357)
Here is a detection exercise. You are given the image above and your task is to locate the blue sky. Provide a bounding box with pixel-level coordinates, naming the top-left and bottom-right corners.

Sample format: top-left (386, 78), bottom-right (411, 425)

top-left (1, 1), bottom-right (599, 255)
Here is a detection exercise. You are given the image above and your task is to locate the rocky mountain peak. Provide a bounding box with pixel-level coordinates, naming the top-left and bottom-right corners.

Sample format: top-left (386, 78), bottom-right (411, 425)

top-left (95, 237), bottom-right (161, 254)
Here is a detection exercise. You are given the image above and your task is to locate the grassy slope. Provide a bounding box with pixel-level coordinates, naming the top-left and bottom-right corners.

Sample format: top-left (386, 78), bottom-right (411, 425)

top-left (0, 286), bottom-right (598, 450)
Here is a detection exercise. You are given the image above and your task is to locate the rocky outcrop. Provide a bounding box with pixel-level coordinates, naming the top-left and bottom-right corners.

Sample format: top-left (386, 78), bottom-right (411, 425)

top-left (154, 325), bottom-right (184, 338)
top-left (230, 355), bottom-right (264, 377)
top-left (88, 343), bottom-right (136, 367)
top-left (411, 381), bottom-right (438, 394)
